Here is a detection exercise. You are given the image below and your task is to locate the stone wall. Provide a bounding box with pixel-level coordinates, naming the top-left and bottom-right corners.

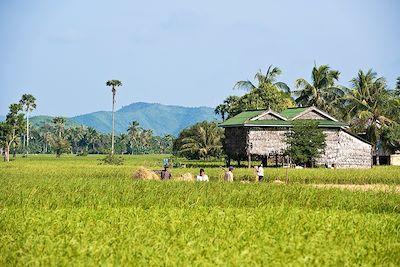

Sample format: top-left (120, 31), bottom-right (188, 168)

top-left (224, 126), bottom-right (372, 168)
top-left (316, 129), bottom-right (372, 168)
top-left (248, 127), bottom-right (288, 156)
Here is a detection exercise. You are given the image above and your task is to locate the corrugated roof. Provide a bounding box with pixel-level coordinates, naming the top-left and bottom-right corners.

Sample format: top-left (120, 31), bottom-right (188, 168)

top-left (219, 110), bottom-right (264, 127)
top-left (245, 119), bottom-right (347, 127)
top-left (279, 107), bottom-right (308, 118)
top-left (219, 107), bottom-right (348, 128)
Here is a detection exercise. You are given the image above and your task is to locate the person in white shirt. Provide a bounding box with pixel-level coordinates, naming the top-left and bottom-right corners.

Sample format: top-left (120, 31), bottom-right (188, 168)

top-left (224, 166), bottom-right (234, 182)
top-left (196, 168), bottom-right (209, 182)
top-left (257, 164), bottom-right (264, 182)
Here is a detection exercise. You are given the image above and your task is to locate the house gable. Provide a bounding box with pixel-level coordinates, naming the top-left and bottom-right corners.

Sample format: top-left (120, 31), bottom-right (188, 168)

top-left (250, 110), bottom-right (287, 121)
top-left (291, 107), bottom-right (338, 122)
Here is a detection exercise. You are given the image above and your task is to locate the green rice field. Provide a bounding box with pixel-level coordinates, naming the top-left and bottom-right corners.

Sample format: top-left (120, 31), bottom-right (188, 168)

top-left (1, 155), bottom-right (399, 266)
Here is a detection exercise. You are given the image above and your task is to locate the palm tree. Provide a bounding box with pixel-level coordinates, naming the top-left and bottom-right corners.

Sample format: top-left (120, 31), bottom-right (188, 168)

top-left (214, 104), bottom-right (228, 121)
top-left (234, 65), bottom-right (290, 93)
top-left (86, 127), bottom-right (99, 153)
top-left (140, 129), bottom-right (153, 152)
top-left (127, 121), bottom-right (141, 154)
top-left (19, 94), bottom-right (36, 155)
top-left (180, 121), bottom-right (223, 159)
top-left (106, 80), bottom-right (123, 155)
top-left (52, 117), bottom-right (66, 138)
top-left (295, 64), bottom-right (344, 115)
top-left (345, 69), bottom-right (393, 164)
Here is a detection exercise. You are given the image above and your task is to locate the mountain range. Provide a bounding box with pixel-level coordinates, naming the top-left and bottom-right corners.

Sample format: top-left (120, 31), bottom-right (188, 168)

top-left (1, 102), bottom-right (219, 136)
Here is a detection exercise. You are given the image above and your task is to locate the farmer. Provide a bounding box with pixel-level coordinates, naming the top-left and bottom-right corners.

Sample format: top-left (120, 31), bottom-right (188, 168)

top-left (196, 168), bottom-right (209, 182)
top-left (256, 163), bottom-right (264, 182)
top-left (161, 165), bottom-right (172, 180)
top-left (224, 166), bottom-right (234, 182)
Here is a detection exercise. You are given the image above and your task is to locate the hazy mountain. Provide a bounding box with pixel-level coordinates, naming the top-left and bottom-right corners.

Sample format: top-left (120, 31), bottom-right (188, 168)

top-left (27, 102), bottom-right (219, 136)
top-left (71, 102), bottom-right (219, 136)
top-left (30, 116), bottom-right (81, 128)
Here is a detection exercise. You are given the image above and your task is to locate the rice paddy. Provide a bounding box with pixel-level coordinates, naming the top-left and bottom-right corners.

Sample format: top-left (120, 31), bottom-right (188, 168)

top-left (1, 155), bottom-right (399, 266)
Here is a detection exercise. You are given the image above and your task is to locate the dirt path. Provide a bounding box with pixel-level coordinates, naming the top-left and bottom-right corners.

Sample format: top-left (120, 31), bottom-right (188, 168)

top-left (309, 183), bottom-right (400, 194)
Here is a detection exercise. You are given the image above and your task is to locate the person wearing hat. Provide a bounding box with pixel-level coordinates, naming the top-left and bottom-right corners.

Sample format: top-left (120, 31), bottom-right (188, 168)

top-left (224, 166), bottom-right (234, 182)
top-left (161, 165), bottom-right (172, 180)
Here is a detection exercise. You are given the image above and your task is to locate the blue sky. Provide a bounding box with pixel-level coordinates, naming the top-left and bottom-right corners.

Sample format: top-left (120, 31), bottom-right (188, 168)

top-left (1, 0), bottom-right (399, 116)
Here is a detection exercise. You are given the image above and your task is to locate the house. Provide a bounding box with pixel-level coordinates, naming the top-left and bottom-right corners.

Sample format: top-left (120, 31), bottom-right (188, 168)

top-left (219, 106), bottom-right (372, 168)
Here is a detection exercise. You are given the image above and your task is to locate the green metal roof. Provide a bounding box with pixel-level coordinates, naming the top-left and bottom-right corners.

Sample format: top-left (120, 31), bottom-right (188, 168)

top-left (245, 119), bottom-right (347, 127)
top-left (219, 107), bottom-right (348, 128)
top-left (279, 107), bottom-right (308, 118)
top-left (219, 110), bottom-right (264, 127)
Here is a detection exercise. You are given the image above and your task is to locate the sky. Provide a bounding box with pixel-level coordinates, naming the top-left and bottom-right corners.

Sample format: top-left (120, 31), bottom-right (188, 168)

top-left (0, 0), bottom-right (399, 117)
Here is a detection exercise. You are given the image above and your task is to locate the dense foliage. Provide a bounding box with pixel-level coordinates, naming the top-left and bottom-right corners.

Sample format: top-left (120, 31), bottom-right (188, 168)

top-left (284, 120), bottom-right (327, 166)
top-left (215, 66), bottom-right (295, 120)
top-left (216, 67), bottom-right (400, 159)
top-left (173, 121), bottom-right (223, 159)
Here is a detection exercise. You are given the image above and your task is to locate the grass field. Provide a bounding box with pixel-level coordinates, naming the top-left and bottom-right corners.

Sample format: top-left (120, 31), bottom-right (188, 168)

top-left (1, 155), bottom-right (400, 266)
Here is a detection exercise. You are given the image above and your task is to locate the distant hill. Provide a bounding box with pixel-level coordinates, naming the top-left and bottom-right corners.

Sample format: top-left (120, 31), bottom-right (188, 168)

top-left (25, 102), bottom-right (219, 136)
top-left (71, 102), bottom-right (219, 136)
top-left (30, 116), bottom-right (81, 128)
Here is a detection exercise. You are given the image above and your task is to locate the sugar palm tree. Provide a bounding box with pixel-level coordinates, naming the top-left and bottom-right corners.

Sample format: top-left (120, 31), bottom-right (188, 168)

top-left (234, 65), bottom-right (290, 93)
top-left (345, 69), bottom-right (393, 164)
top-left (19, 94), bottom-right (36, 155)
top-left (106, 80), bottom-right (122, 155)
top-left (295, 64), bottom-right (344, 115)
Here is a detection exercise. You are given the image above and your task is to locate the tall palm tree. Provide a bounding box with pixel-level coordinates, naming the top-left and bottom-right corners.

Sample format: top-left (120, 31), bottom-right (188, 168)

top-left (295, 64), bottom-right (344, 114)
top-left (106, 80), bottom-right (122, 155)
top-left (127, 121), bottom-right (141, 155)
top-left (345, 69), bottom-right (393, 164)
top-left (234, 65), bottom-right (290, 93)
top-left (19, 94), bottom-right (36, 155)
top-left (52, 117), bottom-right (66, 138)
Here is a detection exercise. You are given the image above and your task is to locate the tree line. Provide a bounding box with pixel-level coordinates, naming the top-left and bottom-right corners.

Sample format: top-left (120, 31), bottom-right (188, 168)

top-left (213, 65), bottom-right (400, 162)
top-left (0, 94), bottom-right (174, 161)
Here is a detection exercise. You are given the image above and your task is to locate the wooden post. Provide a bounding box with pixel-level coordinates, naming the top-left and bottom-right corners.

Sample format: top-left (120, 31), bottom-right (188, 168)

top-left (248, 153), bottom-right (251, 168)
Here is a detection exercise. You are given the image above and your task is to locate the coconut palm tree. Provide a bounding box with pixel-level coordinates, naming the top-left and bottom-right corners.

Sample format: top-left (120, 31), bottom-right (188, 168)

top-left (127, 121), bottom-right (141, 154)
top-left (106, 80), bottom-right (123, 155)
top-left (52, 117), bottom-right (66, 138)
top-left (180, 121), bottom-right (223, 159)
top-left (295, 64), bottom-right (345, 115)
top-left (19, 94), bottom-right (36, 155)
top-left (86, 127), bottom-right (100, 153)
top-left (345, 69), bottom-right (393, 164)
top-left (234, 65), bottom-right (290, 93)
